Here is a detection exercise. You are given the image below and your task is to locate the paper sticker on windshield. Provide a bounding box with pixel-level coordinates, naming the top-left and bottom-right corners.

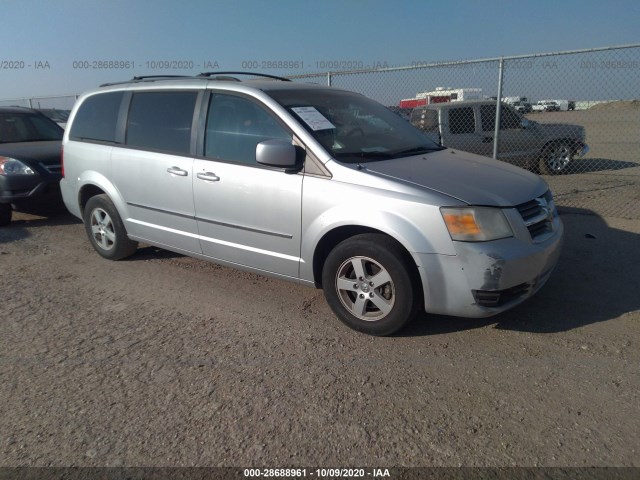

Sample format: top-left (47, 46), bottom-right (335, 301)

top-left (291, 107), bottom-right (335, 131)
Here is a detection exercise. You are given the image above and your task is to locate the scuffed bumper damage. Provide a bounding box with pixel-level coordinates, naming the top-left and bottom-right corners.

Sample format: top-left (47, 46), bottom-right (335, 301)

top-left (415, 219), bottom-right (564, 318)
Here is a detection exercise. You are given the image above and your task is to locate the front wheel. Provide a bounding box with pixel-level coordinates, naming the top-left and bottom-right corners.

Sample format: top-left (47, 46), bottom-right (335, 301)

top-left (83, 194), bottom-right (138, 260)
top-left (539, 141), bottom-right (574, 175)
top-left (322, 234), bottom-right (419, 336)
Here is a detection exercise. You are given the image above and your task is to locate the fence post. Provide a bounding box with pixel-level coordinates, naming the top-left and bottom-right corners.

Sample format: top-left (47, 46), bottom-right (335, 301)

top-left (492, 57), bottom-right (504, 160)
top-left (327, 72), bottom-right (332, 87)
top-left (28, 98), bottom-right (33, 108)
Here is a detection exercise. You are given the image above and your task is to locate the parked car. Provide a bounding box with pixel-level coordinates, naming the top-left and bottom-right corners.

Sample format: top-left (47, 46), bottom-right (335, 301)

top-left (410, 100), bottom-right (588, 174)
top-left (532, 100), bottom-right (560, 112)
top-left (61, 74), bottom-right (563, 335)
top-left (0, 106), bottom-right (64, 226)
top-left (36, 108), bottom-right (71, 128)
top-left (511, 101), bottom-right (532, 114)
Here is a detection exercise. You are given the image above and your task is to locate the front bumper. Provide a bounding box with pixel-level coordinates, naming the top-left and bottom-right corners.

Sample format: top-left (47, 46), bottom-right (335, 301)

top-left (414, 217), bottom-right (564, 318)
top-left (0, 174), bottom-right (61, 206)
top-left (576, 143), bottom-right (589, 158)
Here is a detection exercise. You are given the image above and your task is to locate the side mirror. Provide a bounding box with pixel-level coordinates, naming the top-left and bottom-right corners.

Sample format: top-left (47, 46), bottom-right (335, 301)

top-left (256, 139), bottom-right (300, 169)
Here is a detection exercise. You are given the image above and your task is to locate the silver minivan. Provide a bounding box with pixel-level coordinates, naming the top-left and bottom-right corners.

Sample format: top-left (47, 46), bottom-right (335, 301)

top-left (61, 73), bottom-right (563, 335)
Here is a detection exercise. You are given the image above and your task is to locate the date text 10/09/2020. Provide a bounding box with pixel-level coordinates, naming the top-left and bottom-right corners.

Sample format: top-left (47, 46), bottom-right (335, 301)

top-left (70, 60), bottom-right (221, 70)
top-left (243, 468), bottom-right (391, 478)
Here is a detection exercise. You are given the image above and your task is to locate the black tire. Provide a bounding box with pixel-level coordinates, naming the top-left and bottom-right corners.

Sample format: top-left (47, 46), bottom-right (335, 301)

top-left (321, 233), bottom-right (419, 336)
top-left (83, 194), bottom-right (138, 260)
top-left (0, 203), bottom-right (11, 227)
top-left (539, 141), bottom-right (574, 175)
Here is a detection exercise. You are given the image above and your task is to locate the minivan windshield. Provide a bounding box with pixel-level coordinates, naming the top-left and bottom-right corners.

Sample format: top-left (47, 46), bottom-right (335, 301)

top-left (268, 89), bottom-right (443, 163)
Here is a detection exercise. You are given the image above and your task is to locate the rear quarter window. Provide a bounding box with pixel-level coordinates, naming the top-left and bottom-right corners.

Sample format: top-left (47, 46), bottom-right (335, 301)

top-left (69, 91), bottom-right (124, 143)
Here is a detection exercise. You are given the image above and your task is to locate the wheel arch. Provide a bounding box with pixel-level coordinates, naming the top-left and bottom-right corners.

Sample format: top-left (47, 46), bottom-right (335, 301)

top-left (76, 171), bottom-right (127, 218)
top-left (539, 137), bottom-right (583, 156)
top-left (311, 225), bottom-right (424, 305)
top-left (78, 184), bottom-right (106, 216)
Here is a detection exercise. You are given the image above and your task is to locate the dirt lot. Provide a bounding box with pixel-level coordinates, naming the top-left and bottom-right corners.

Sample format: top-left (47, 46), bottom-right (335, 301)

top-left (1, 206), bottom-right (638, 468)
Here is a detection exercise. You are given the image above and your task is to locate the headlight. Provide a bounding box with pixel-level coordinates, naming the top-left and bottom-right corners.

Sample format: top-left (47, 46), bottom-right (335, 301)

top-left (0, 157), bottom-right (35, 175)
top-left (441, 207), bottom-right (513, 242)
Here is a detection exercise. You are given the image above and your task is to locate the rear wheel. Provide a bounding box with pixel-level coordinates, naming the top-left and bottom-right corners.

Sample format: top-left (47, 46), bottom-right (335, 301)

top-left (322, 234), bottom-right (419, 336)
top-left (83, 194), bottom-right (138, 260)
top-left (0, 203), bottom-right (11, 227)
top-left (539, 141), bottom-right (574, 175)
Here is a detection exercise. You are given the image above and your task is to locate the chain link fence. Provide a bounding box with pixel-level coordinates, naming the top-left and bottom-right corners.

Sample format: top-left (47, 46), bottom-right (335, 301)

top-left (2, 45), bottom-right (638, 219)
top-left (291, 44), bottom-right (640, 220)
top-left (0, 94), bottom-right (77, 110)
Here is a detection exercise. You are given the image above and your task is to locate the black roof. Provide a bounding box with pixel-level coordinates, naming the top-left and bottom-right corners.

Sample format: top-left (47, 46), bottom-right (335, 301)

top-left (0, 106), bottom-right (40, 114)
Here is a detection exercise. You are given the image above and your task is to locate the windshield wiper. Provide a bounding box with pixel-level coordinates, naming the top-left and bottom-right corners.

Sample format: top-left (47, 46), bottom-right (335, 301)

top-left (334, 151), bottom-right (394, 160)
top-left (334, 146), bottom-right (443, 163)
top-left (391, 145), bottom-right (444, 157)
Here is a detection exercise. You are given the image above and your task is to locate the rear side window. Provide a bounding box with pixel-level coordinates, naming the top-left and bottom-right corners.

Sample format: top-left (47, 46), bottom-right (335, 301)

top-left (70, 92), bottom-right (124, 142)
top-left (126, 91), bottom-right (198, 155)
top-left (448, 107), bottom-right (475, 134)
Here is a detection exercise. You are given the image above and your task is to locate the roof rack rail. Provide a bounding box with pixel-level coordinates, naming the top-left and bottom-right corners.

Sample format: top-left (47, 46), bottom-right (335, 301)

top-left (197, 71), bottom-right (292, 82)
top-left (131, 75), bottom-right (193, 81)
top-left (100, 75), bottom-right (194, 87)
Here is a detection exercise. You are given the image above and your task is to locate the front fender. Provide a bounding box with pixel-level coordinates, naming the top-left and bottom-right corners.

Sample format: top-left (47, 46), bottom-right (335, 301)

top-left (300, 203), bottom-right (455, 282)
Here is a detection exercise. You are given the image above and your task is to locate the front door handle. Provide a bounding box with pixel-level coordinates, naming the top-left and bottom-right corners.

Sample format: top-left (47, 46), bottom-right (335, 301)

top-left (167, 166), bottom-right (188, 176)
top-left (197, 172), bottom-right (220, 182)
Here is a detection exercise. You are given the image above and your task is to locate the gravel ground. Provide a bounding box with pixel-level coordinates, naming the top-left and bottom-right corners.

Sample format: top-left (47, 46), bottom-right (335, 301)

top-left (0, 208), bottom-right (639, 468)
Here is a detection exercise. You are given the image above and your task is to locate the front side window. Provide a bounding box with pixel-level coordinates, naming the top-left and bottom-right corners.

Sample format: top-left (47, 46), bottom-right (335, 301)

top-left (481, 104), bottom-right (521, 131)
top-left (500, 106), bottom-right (522, 129)
top-left (204, 94), bottom-right (291, 164)
top-left (126, 91), bottom-right (197, 155)
top-left (70, 91), bottom-right (123, 143)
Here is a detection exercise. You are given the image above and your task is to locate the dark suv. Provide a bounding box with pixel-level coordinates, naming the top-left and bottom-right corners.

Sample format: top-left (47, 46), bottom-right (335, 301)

top-left (0, 107), bottom-right (64, 225)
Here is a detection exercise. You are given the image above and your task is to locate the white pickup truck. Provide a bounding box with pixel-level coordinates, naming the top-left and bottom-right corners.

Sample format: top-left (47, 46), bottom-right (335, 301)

top-left (532, 100), bottom-right (560, 112)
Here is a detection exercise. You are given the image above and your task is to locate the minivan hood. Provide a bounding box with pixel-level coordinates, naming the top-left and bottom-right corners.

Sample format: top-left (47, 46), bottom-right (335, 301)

top-left (362, 149), bottom-right (548, 206)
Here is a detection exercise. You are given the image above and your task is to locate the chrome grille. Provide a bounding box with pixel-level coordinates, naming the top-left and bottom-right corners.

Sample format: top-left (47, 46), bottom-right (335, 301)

top-left (516, 190), bottom-right (556, 241)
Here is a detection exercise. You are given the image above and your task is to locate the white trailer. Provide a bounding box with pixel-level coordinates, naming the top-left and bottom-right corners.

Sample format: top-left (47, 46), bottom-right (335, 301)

top-left (416, 87), bottom-right (483, 101)
top-left (503, 96), bottom-right (528, 104)
top-left (548, 99), bottom-right (570, 111)
top-left (399, 87), bottom-right (483, 108)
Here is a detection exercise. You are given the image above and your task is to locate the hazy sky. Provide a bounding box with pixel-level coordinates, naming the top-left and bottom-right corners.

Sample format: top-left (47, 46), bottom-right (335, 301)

top-left (1, 0), bottom-right (639, 100)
